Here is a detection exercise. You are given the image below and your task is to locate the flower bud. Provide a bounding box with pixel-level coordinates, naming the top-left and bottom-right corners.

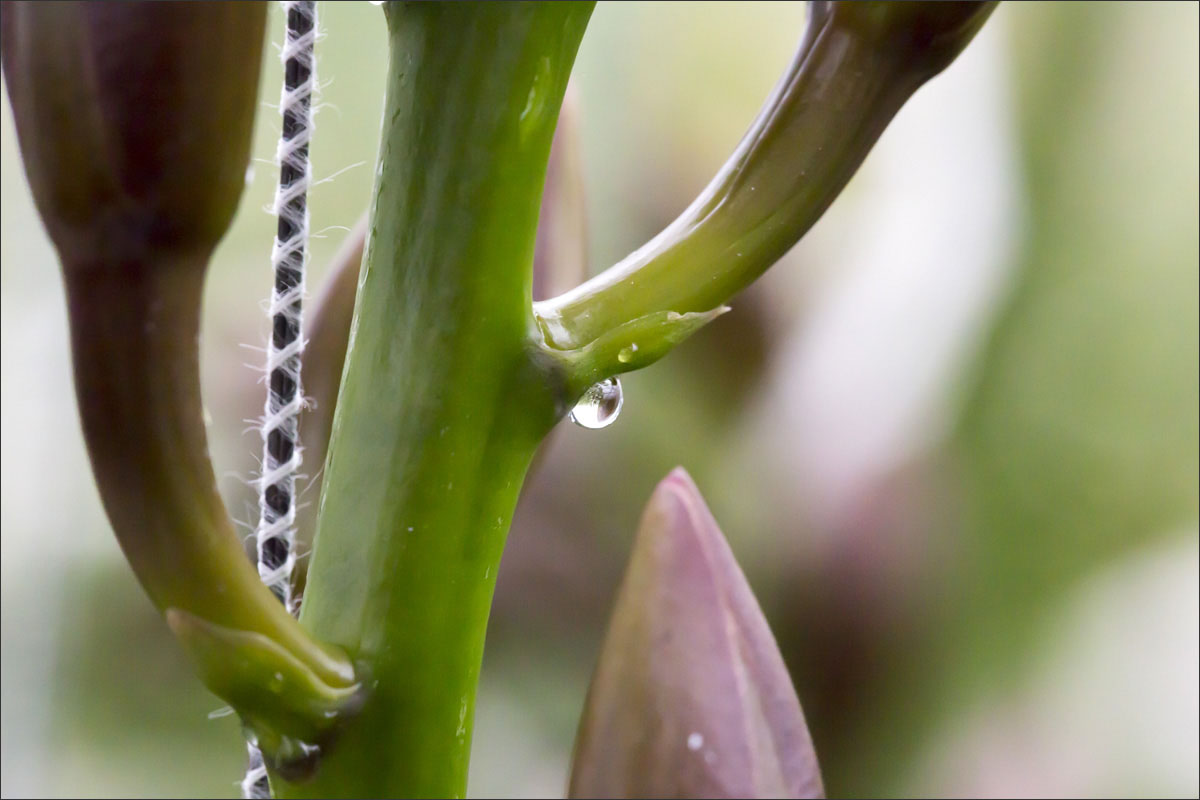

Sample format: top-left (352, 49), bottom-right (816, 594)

top-left (570, 469), bottom-right (824, 798)
top-left (1, 1), bottom-right (267, 266)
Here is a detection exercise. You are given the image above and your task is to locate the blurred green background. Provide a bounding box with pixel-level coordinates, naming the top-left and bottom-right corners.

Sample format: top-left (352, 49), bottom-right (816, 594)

top-left (2, 2), bottom-right (1197, 797)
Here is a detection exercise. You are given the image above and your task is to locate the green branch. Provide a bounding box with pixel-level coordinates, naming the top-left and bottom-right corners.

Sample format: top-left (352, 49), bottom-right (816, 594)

top-left (533, 1), bottom-right (997, 397)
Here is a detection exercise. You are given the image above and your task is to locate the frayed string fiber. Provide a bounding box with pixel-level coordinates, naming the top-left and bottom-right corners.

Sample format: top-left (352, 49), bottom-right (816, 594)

top-left (241, 747), bottom-right (271, 800)
top-left (245, 2), bottom-right (316, 797)
top-left (258, 0), bottom-right (315, 614)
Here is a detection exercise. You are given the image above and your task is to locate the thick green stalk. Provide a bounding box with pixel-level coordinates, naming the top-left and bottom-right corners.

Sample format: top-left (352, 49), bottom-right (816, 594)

top-left (282, 4), bottom-right (593, 797)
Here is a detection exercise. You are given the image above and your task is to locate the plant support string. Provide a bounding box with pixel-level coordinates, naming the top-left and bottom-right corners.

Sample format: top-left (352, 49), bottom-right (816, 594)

top-left (246, 1), bottom-right (316, 797)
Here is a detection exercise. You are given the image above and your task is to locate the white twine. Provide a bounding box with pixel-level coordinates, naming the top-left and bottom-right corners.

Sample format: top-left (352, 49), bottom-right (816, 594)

top-left (240, 747), bottom-right (271, 800)
top-left (246, 2), bottom-right (316, 797)
top-left (255, 0), bottom-right (315, 616)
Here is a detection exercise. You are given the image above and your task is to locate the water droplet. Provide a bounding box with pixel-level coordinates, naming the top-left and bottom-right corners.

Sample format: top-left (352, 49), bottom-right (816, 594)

top-left (687, 732), bottom-right (704, 751)
top-left (369, 0), bottom-right (385, 5)
top-left (569, 377), bottom-right (623, 429)
top-left (244, 164), bottom-right (255, 184)
top-left (617, 343), bottom-right (639, 363)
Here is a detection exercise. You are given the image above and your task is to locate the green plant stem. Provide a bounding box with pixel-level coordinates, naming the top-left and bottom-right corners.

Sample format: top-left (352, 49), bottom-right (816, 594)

top-left (63, 256), bottom-right (353, 691)
top-left (533, 1), bottom-right (995, 386)
top-left (293, 216), bottom-right (366, 599)
top-left (283, 4), bottom-right (593, 797)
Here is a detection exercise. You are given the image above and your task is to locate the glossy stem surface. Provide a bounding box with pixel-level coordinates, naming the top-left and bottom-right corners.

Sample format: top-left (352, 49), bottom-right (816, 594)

top-left (284, 4), bottom-right (593, 796)
top-left (64, 255), bottom-right (352, 689)
top-left (534, 2), bottom-right (994, 377)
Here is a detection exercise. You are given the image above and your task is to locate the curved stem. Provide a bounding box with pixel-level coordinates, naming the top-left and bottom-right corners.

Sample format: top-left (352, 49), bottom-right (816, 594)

top-left (64, 255), bottom-right (355, 693)
top-left (533, 1), bottom-right (996, 392)
top-left (7, 0), bottom-right (360, 774)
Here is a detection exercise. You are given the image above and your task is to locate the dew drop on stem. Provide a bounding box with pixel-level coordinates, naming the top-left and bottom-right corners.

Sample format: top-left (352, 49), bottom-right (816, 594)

top-left (569, 377), bottom-right (623, 429)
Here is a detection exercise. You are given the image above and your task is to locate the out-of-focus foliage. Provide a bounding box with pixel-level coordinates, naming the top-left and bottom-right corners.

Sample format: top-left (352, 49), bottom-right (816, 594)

top-left (2, 3), bottom-right (1196, 798)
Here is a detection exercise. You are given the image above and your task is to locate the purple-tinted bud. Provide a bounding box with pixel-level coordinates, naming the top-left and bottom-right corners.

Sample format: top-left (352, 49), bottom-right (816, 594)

top-left (1, 1), bottom-right (267, 266)
top-left (571, 468), bottom-right (824, 799)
